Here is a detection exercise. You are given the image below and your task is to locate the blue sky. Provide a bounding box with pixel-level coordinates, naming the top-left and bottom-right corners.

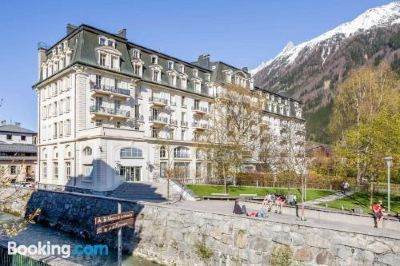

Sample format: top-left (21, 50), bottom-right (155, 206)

top-left (0, 0), bottom-right (393, 130)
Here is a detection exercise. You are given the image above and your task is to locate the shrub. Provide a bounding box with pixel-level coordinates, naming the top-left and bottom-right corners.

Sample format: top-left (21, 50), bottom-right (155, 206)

top-left (195, 241), bottom-right (214, 261)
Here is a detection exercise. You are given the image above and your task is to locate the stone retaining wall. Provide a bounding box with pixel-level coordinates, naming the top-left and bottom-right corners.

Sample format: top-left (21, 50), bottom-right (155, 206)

top-left (19, 190), bottom-right (400, 265)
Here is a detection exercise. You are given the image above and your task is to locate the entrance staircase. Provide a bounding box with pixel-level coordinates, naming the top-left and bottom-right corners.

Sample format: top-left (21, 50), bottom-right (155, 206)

top-left (108, 179), bottom-right (198, 202)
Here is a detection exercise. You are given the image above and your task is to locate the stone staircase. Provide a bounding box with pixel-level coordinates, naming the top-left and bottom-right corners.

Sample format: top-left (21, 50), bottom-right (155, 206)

top-left (108, 182), bottom-right (167, 202)
top-left (107, 180), bottom-right (198, 202)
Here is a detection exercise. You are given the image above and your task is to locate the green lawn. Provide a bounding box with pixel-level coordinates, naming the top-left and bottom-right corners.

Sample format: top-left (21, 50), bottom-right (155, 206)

top-left (318, 192), bottom-right (400, 214)
top-left (186, 184), bottom-right (334, 201)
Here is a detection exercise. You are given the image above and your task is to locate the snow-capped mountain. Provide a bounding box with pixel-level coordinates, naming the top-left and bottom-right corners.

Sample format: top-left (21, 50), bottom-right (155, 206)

top-left (251, 1), bottom-right (400, 75)
top-left (252, 1), bottom-right (400, 143)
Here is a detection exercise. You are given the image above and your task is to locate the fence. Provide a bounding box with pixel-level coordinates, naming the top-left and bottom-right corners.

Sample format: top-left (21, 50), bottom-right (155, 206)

top-left (0, 242), bottom-right (49, 266)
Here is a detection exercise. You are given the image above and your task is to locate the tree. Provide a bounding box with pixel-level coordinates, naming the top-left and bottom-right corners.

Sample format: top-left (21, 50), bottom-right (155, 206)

top-left (206, 83), bottom-right (270, 192)
top-left (329, 64), bottom-right (400, 183)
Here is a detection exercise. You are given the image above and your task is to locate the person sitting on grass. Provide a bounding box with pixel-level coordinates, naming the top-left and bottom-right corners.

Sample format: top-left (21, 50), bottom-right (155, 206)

top-left (372, 200), bottom-right (385, 228)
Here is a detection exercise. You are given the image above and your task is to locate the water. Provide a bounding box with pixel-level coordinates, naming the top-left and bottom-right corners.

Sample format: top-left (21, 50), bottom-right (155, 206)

top-left (0, 212), bottom-right (159, 266)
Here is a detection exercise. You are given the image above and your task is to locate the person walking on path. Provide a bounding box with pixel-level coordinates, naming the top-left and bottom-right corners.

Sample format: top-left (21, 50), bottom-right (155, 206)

top-left (372, 200), bottom-right (385, 228)
top-left (343, 181), bottom-right (350, 196)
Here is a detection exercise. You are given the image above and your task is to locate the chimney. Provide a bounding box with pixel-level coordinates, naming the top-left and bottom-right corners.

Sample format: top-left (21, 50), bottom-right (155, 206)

top-left (117, 29), bottom-right (127, 38)
top-left (66, 24), bottom-right (77, 35)
top-left (15, 122), bottom-right (21, 127)
top-left (242, 67), bottom-right (248, 73)
top-left (1, 120), bottom-right (6, 126)
top-left (197, 54), bottom-right (210, 69)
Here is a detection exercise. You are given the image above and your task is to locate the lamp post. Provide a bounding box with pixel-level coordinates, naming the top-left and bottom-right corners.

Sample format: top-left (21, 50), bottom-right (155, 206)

top-left (383, 157), bottom-right (392, 213)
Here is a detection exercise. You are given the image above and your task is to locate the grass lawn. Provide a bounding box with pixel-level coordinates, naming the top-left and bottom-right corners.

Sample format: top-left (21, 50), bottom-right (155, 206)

top-left (318, 192), bottom-right (400, 214)
top-left (186, 184), bottom-right (334, 201)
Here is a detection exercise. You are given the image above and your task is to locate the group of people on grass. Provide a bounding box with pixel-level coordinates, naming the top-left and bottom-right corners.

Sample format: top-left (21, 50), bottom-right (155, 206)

top-left (233, 193), bottom-right (296, 217)
top-left (233, 192), bottom-right (387, 229)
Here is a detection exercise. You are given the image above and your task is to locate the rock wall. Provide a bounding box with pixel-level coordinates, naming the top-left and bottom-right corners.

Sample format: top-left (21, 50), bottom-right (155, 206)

top-left (22, 190), bottom-right (400, 266)
top-left (0, 186), bottom-right (32, 216)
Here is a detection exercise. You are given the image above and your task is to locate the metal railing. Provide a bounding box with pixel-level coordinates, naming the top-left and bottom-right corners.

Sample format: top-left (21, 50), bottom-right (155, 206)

top-left (149, 116), bottom-right (168, 123)
top-left (180, 121), bottom-right (188, 127)
top-left (90, 83), bottom-right (130, 96)
top-left (192, 122), bottom-right (208, 129)
top-left (90, 106), bottom-right (130, 117)
top-left (192, 106), bottom-right (208, 113)
top-left (149, 96), bottom-right (168, 105)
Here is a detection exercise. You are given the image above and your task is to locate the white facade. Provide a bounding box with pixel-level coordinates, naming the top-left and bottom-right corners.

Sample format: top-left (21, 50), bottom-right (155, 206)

top-left (34, 25), bottom-right (305, 192)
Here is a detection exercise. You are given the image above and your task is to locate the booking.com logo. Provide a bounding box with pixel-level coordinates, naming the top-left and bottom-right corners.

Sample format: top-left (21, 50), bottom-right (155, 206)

top-left (8, 241), bottom-right (108, 258)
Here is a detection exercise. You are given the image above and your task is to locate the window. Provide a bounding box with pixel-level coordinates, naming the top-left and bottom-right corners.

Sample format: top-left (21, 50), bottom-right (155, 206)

top-left (160, 162), bottom-right (167, 178)
top-left (194, 81), bottom-right (201, 91)
top-left (95, 75), bottom-right (102, 86)
top-left (83, 147), bottom-right (92, 156)
top-left (107, 39), bottom-right (115, 48)
top-left (42, 162), bottom-right (47, 178)
top-left (193, 69), bottom-right (198, 77)
top-left (65, 97), bottom-right (71, 113)
top-left (170, 75), bottom-right (177, 86)
top-left (205, 73), bottom-right (211, 82)
top-left (152, 70), bottom-right (160, 82)
top-left (181, 96), bottom-right (186, 107)
top-left (53, 122), bottom-right (58, 138)
top-left (99, 36), bottom-right (106, 46)
top-left (65, 120), bottom-right (71, 136)
top-left (174, 147), bottom-right (190, 158)
top-left (116, 122), bottom-right (121, 128)
top-left (99, 53), bottom-right (106, 66)
top-left (196, 162), bottom-right (202, 178)
top-left (194, 99), bottom-right (200, 109)
top-left (178, 64), bottom-right (184, 73)
top-left (180, 130), bottom-right (185, 141)
top-left (151, 55), bottom-right (158, 64)
top-left (120, 147), bottom-right (143, 158)
top-left (6, 135), bottom-right (12, 140)
top-left (152, 127), bottom-right (159, 138)
top-left (132, 49), bottom-right (140, 59)
top-left (133, 64), bottom-right (142, 76)
top-left (53, 162), bottom-right (58, 179)
top-left (65, 162), bottom-right (71, 180)
top-left (95, 120), bottom-right (103, 127)
top-left (168, 61), bottom-right (174, 70)
top-left (83, 164), bottom-right (93, 178)
top-left (111, 56), bottom-right (119, 69)
top-left (10, 166), bottom-right (16, 175)
top-left (160, 146), bottom-right (166, 158)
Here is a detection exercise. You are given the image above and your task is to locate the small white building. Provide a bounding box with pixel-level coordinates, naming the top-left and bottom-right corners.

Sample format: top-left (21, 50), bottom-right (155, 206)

top-left (33, 24), bottom-right (305, 192)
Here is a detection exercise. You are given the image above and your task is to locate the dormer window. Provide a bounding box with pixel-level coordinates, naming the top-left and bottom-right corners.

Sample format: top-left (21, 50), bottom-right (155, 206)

top-left (151, 55), bottom-right (158, 64)
top-left (193, 69), bottom-right (198, 77)
top-left (168, 61), bottom-right (174, 70)
top-left (152, 69), bottom-right (161, 82)
top-left (99, 36), bottom-right (107, 46)
top-left (132, 49), bottom-right (140, 59)
top-left (178, 64), bottom-right (185, 73)
top-left (133, 63), bottom-right (142, 77)
top-left (99, 53), bottom-right (106, 66)
top-left (205, 73), bottom-right (211, 82)
top-left (107, 39), bottom-right (115, 48)
top-left (111, 55), bottom-right (119, 70)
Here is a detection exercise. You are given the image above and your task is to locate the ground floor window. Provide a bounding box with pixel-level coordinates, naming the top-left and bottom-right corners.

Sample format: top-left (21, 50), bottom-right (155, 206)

top-left (119, 166), bottom-right (141, 182)
top-left (160, 162), bottom-right (167, 178)
top-left (196, 162), bottom-right (202, 178)
top-left (10, 165), bottom-right (16, 175)
top-left (174, 162), bottom-right (190, 181)
top-left (83, 164), bottom-right (93, 180)
top-left (42, 162), bottom-right (47, 178)
top-left (53, 162), bottom-right (58, 178)
top-left (65, 161), bottom-right (71, 180)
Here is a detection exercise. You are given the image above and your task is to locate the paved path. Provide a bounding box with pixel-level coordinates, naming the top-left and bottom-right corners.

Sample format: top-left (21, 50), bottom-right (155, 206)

top-left (170, 200), bottom-right (400, 238)
top-left (304, 191), bottom-right (353, 206)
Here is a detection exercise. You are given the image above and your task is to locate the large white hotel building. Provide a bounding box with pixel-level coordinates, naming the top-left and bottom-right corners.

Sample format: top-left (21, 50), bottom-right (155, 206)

top-left (34, 24), bottom-right (304, 192)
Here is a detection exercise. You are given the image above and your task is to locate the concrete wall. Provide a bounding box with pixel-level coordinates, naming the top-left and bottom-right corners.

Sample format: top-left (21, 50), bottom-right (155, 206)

top-left (20, 190), bottom-right (400, 266)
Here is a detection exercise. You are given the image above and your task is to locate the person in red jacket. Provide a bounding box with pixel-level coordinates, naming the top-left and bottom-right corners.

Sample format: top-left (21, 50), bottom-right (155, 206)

top-left (372, 200), bottom-right (385, 228)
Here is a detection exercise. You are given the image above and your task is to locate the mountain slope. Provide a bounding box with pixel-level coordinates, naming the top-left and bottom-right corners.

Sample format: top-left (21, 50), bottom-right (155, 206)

top-left (253, 2), bottom-right (400, 143)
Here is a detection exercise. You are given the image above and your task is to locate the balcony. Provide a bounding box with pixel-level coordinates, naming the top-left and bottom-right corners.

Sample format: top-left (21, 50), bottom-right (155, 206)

top-left (90, 106), bottom-right (130, 120)
top-left (180, 121), bottom-right (188, 127)
top-left (149, 96), bottom-right (168, 106)
top-left (149, 116), bottom-right (168, 127)
top-left (90, 83), bottom-right (130, 99)
top-left (192, 122), bottom-right (208, 130)
top-left (192, 106), bottom-right (208, 114)
top-left (170, 119), bottom-right (178, 127)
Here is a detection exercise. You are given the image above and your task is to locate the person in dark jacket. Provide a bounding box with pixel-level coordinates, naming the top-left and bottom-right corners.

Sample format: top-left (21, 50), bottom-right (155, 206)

top-left (233, 200), bottom-right (243, 214)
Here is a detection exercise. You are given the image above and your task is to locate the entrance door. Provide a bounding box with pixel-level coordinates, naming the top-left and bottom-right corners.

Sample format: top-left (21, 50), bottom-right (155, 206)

top-left (121, 166), bottom-right (141, 182)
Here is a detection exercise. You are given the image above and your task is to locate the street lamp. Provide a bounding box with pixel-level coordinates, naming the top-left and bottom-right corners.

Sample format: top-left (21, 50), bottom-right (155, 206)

top-left (383, 157), bottom-right (392, 213)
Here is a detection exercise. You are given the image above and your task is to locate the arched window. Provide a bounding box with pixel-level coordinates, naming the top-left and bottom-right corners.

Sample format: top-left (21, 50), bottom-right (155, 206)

top-left (42, 148), bottom-right (47, 159)
top-left (65, 145), bottom-right (72, 158)
top-left (160, 146), bottom-right (166, 158)
top-left (83, 147), bottom-right (92, 156)
top-left (174, 147), bottom-right (190, 159)
top-left (53, 146), bottom-right (58, 159)
top-left (120, 147), bottom-right (143, 159)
